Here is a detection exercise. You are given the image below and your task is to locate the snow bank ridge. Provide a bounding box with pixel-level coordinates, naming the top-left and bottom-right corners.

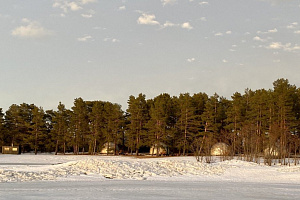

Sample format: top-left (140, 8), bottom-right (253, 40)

top-left (0, 158), bottom-right (225, 182)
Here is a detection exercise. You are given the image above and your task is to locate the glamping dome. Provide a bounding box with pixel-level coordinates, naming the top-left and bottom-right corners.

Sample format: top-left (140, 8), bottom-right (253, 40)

top-left (150, 143), bottom-right (169, 155)
top-left (210, 143), bottom-right (229, 156)
top-left (100, 142), bottom-right (119, 154)
top-left (264, 147), bottom-right (279, 157)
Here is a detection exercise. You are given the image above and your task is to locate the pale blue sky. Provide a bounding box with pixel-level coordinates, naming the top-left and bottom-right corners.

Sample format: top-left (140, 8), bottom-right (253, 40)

top-left (1, 0), bottom-right (300, 111)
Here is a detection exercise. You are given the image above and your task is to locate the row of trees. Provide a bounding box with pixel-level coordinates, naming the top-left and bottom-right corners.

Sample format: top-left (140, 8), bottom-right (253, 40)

top-left (0, 99), bottom-right (124, 155)
top-left (1, 79), bottom-right (300, 164)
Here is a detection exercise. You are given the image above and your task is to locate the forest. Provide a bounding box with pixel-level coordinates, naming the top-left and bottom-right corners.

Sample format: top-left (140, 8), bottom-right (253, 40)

top-left (0, 78), bottom-right (300, 165)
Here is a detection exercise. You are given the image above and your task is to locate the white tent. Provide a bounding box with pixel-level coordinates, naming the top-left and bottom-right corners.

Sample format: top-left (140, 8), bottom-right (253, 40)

top-left (264, 147), bottom-right (279, 157)
top-left (100, 142), bottom-right (119, 154)
top-left (150, 143), bottom-right (168, 155)
top-left (211, 143), bottom-right (229, 156)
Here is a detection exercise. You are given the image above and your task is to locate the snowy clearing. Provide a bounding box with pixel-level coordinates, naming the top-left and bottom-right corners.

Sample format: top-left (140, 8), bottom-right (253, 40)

top-left (0, 154), bottom-right (300, 199)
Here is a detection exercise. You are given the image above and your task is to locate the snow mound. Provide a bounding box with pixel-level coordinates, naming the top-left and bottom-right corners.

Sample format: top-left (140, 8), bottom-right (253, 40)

top-left (1, 156), bottom-right (300, 183)
top-left (68, 159), bottom-right (225, 180)
top-left (0, 158), bottom-right (225, 182)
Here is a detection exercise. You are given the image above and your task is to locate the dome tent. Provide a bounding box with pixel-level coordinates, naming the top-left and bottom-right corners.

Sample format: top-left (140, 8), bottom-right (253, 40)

top-left (100, 142), bottom-right (119, 154)
top-left (150, 143), bottom-right (169, 155)
top-left (264, 147), bottom-right (279, 157)
top-left (210, 143), bottom-right (229, 156)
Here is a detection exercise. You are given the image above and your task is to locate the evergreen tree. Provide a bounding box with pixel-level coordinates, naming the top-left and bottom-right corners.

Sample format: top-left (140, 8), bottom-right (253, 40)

top-left (71, 98), bottom-right (89, 154)
top-left (5, 104), bottom-right (33, 152)
top-left (147, 93), bottom-right (172, 156)
top-left (51, 102), bottom-right (71, 154)
top-left (201, 93), bottom-right (220, 134)
top-left (88, 101), bottom-right (106, 154)
top-left (126, 93), bottom-right (149, 155)
top-left (176, 93), bottom-right (198, 155)
top-left (103, 102), bottom-right (124, 155)
top-left (29, 106), bottom-right (46, 155)
top-left (0, 108), bottom-right (5, 148)
top-left (272, 79), bottom-right (297, 164)
top-left (226, 92), bottom-right (246, 155)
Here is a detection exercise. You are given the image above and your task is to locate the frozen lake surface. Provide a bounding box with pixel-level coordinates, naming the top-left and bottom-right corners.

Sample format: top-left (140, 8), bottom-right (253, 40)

top-left (0, 154), bottom-right (300, 199)
top-left (1, 180), bottom-right (299, 200)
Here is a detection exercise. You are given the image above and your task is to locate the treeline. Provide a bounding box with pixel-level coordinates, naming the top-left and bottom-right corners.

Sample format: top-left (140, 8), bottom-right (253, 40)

top-left (0, 79), bottom-right (300, 164)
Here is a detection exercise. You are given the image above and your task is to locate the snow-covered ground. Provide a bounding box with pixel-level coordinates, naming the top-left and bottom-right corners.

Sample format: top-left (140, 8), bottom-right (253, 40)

top-left (0, 154), bottom-right (300, 199)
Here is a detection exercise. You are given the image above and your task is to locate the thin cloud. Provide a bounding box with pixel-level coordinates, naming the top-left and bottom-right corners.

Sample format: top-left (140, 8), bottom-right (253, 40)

top-left (69, 2), bottom-right (82, 11)
top-left (267, 42), bottom-right (300, 52)
top-left (226, 31), bottom-right (232, 34)
top-left (81, 0), bottom-right (97, 4)
top-left (53, 1), bottom-right (82, 13)
top-left (267, 42), bottom-right (285, 49)
top-left (81, 14), bottom-right (92, 18)
top-left (118, 6), bottom-right (126, 11)
top-left (137, 13), bottom-right (160, 25)
top-left (268, 28), bottom-right (277, 33)
top-left (112, 38), bottom-right (120, 43)
top-left (229, 45), bottom-right (237, 52)
top-left (77, 35), bottom-right (92, 42)
top-left (222, 59), bottom-right (228, 63)
top-left (187, 58), bottom-right (195, 62)
top-left (81, 9), bottom-right (95, 18)
top-left (161, 0), bottom-right (177, 6)
top-left (214, 32), bottom-right (223, 36)
top-left (162, 21), bottom-right (195, 30)
top-left (257, 28), bottom-right (278, 34)
top-left (163, 21), bottom-right (177, 28)
top-left (104, 38), bottom-right (120, 43)
top-left (181, 22), bottom-right (193, 30)
top-left (11, 18), bottom-right (53, 38)
top-left (294, 30), bottom-right (300, 34)
top-left (286, 22), bottom-right (298, 29)
top-left (199, 2), bottom-right (209, 6)
top-left (53, 0), bottom-right (96, 13)
top-left (253, 36), bottom-right (266, 42)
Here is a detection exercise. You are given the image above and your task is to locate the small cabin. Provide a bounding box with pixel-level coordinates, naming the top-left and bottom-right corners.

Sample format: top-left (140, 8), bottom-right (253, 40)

top-left (2, 146), bottom-right (21, 154)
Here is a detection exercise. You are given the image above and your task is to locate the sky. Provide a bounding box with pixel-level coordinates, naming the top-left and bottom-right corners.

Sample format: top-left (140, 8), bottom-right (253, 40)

top-left (0, 0), bottom-right (300, 112)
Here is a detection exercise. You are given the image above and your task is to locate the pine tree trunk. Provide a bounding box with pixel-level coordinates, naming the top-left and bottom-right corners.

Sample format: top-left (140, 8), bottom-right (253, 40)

top-left (35, 129), bottom-right (38, 155)
top-left (93, 138), bottom-right (97, 155)
top-left (55, 140), bottom-right (59, 155)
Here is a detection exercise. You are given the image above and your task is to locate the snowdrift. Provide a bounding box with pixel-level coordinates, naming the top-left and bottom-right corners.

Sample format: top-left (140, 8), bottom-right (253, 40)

top-left (0, 155), bottom-right (300, 183)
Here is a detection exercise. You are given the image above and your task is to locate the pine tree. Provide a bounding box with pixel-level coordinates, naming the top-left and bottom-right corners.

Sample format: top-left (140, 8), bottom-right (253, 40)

top-left (226, 92), bottom-right (246, 155)
top-left (126, 93), bottom-right (149, 155)
top-left (29, 106), bottom-right (46, 155)
top-left (51, 102), bottom-right (71, 154)
top-left (103, 102), bottom-right (124, 155)
top-left (147, 93), bottom-right (172, 156)
top-left (0, 108), bottom-right (5, 148)
top-left (272, 79), bottom-right (297, 164)
top-left (71, 98), bottom-right (89, 154)
top-left (5, 104), bottom-right (34, 152)
top-left (88, 101), bottom-right (106, 154)
top-left (176, 93), bottom-right (198, 155)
